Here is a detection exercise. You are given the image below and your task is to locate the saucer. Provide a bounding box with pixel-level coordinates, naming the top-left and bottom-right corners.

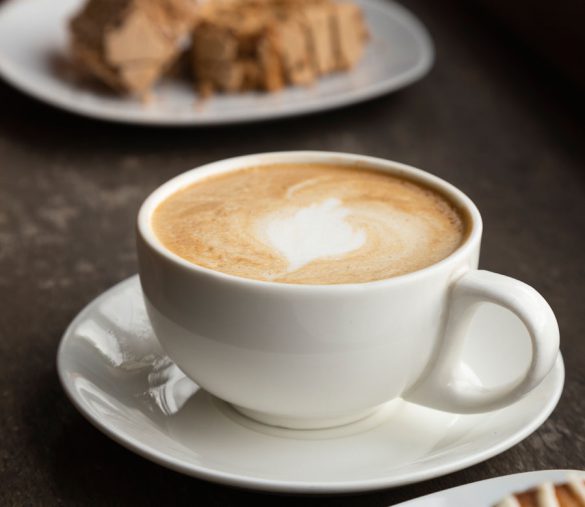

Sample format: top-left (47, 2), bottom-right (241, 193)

top-left (57, 275), bottom-right (564, 494)
top-left (0, 0), bottom-right (432, 125)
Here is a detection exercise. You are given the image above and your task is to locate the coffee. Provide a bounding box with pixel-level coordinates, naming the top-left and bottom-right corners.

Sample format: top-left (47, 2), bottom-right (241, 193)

top-left (152, 164), bottom-right (467, 284)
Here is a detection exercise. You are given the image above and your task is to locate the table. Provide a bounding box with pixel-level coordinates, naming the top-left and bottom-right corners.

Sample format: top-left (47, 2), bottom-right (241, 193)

top-left (1, 0), bottom-right (583, 504)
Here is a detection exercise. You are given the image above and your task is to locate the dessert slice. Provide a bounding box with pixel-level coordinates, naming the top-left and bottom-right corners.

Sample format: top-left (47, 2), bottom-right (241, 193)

top-left (192, 7), bottom-right (285, 95)
top-left (494, 478), bottom-right (585, 507)
top-left (302, 3), bottom-right (337, 76)
top-left (330, 2), bottom-right (369, 70)
top-left (70, 0), bottom-right (198, 95)
top-left (274, 13), bottom-right (315, 85)
top-left (301, 1), bottom-right (368, 75)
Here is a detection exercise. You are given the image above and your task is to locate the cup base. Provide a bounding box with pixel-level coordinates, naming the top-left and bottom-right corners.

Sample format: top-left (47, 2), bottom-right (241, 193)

top-left (229, 404), bottom-right (382, 430)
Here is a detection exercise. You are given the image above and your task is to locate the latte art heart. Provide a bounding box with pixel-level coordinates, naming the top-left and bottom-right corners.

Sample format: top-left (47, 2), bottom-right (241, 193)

top-left (259, 198), bottom-right (367, 274)
top-left (152, 164), bottom-right (468, 284)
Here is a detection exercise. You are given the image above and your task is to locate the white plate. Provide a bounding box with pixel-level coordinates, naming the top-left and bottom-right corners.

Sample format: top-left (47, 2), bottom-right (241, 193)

top-left (57, 275), bottom-right (564, 494)
top-left (393, 470), bottom-right (585, 506)
top-left (0, 0), bottom-right (433, 125)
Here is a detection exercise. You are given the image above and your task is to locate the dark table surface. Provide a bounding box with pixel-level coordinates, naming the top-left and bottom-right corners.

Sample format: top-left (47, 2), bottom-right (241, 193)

top-left (1, 0), bottom-right (584, 505)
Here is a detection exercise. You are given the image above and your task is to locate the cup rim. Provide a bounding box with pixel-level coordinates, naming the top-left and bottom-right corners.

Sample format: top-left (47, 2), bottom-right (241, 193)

top-left (137, 151), bottom-right (482, 291)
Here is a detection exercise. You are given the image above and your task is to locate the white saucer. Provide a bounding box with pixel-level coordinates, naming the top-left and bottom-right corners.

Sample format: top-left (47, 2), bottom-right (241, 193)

top-left (0, 0), bottom-right (433, 125)
top-left (393, 470), bottom-right (585, 506)
top-left (57, 275), bottom-right (564, 494)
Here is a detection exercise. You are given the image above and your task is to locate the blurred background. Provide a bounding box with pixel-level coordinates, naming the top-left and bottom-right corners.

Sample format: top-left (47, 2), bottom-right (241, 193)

top-left (472, 0), bottom-right (584, 90)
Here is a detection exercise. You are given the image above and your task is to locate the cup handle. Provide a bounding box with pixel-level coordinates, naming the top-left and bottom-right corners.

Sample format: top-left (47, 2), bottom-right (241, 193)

top-left (403, 270), bottom-right (559, 413)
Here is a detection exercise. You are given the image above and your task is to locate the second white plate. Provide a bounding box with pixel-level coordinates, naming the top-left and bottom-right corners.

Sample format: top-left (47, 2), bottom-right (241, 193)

top-left (393, 470), bottom-right (585, 506)
top-left (0, 0), bottom-right (433, 125)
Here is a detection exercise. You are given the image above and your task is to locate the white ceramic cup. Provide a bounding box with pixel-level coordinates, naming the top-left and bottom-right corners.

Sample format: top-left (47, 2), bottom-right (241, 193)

top-left (137, 152), bottom-right (560, 429)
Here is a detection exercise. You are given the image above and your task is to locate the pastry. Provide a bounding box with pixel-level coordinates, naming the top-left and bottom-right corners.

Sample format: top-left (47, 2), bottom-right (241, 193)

top-left (191, 0), bottom-right (369, 95)
top-left (68, 0), bottom-right (369, 97)
top-left (495, 477), bottom-right (585, 507)
top-left (69, 0), bottom-right (198, 95)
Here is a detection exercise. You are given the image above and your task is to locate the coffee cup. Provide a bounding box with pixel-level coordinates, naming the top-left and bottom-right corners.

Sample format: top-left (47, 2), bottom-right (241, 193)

top-left (137, 151), bottom-right (559, 429)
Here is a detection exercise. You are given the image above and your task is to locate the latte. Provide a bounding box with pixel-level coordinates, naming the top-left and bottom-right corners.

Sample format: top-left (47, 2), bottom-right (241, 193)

top-left (152, 164), bottom-right (468, 284)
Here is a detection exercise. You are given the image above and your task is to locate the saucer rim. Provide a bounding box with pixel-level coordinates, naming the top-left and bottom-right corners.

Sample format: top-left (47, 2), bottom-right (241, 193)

top-left (57, 275), bottom-right (565, 494)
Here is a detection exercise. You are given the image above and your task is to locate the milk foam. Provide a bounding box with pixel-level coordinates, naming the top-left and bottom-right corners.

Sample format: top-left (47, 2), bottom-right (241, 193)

top-left (260, 198), bottom-right (366, 272)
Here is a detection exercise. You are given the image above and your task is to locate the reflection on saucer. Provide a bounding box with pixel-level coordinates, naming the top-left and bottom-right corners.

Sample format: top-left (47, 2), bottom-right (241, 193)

top-left (147, 358), bottom-right (198, 416)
